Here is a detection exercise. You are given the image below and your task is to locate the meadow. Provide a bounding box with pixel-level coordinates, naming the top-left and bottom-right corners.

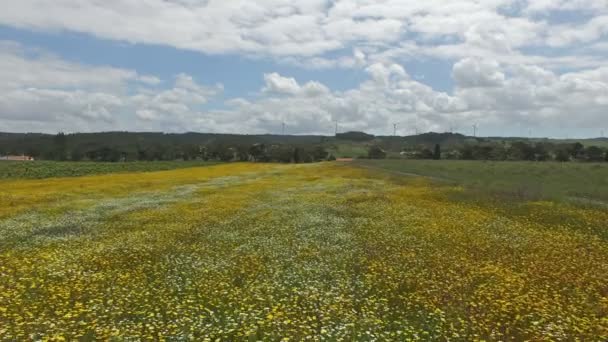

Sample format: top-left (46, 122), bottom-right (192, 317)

top-left (355, 159), bottom-right (608, 203)
top-left (0, 160), bottom-right (219, 180)
top-left (0, 162), bottom-right (607, 340)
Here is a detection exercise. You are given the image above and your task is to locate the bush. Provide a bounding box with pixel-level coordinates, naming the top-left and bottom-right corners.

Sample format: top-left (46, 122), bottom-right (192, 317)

top-left (336, 131), bottom-right (375, 141)
top-left (368, 145), bottom-right (387, 159)
top-left (555, 149), bottom-right (570, 162)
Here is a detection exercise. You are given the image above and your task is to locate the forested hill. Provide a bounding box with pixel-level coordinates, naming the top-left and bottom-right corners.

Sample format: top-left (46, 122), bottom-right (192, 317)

top-left (1, 131), bottom-right (607, 162)
top-left (0, 132), bottom-right (327, 149)
top-left (0, 131), bottom-right (467, 156)
top-left (0, 132), bottom-right (326, 158)
top-left (0, 131), bottom-right (471, 151)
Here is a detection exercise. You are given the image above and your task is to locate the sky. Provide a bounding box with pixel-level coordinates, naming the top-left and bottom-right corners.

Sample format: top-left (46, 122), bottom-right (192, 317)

top-left (1, 1), bottom-right (607, 138)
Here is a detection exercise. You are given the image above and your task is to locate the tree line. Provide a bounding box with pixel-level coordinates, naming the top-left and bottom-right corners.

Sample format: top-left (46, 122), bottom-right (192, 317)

top-left (2, 131), bottom-right (607, 163)
top-left (367, 141), bottom-right (608, 162)
top-left (1, 133), bottom-right (335, 163)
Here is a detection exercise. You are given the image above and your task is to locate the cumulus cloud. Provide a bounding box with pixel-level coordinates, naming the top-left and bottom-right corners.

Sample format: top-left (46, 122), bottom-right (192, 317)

top-left (453, 58), bottom-right (505, 88)
top-left (0, 44), bottom-right (222, 132)
top-left (1, 0), bottom-right (605, 70)
top-left (263, 73), bottom-right (330, 97)
top-left (1, 0), bottom-right (607, 137)
top-left (3, 40), bottom-right (608, 137)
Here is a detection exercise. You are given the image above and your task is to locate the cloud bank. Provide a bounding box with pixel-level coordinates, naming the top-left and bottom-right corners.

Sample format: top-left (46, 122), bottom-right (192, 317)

top-left (1, 1), bottom-right (607, 136)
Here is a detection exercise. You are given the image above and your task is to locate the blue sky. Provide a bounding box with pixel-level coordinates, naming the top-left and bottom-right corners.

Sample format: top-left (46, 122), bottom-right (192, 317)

top-left (0, 1), bottom-right (607, 137)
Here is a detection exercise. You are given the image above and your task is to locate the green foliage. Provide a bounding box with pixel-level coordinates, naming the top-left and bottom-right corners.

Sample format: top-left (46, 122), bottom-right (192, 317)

top-left (1, 132), bottom-right (606, 164)
top-left (268, 145), bottom-right (293, 163)
top-left (433, 144), bottom-right (441, 160)
top-left (0, 161), bottom-right (220, 180)
top-left (53, 132), bottom-right (68, 161)
top-left (584, 146), bottom-right (605, 162)
top-left (368, 145), bottom-right (387, 159)
top-left (555, 149), bottom-right (571, 162)
top-left (335, 131), bottom-right (375, 141)
top-left (570, 142), bottom-right (585, 159)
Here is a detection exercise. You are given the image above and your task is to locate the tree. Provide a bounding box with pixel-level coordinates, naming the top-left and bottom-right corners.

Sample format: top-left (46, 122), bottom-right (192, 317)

top-left (249, 144), bottom-right (268, 162)
top-left (368, 145), bottom-right (387, 159)
top-left (180, 144), bottom-right (200, 161)
top-left (584, 146), bottom-right (605, 162)
top-left (569, 142), bottom-right (585, 160)
top-left (71, 148), bottom-right (84, 162)
top-left (268, 145), bottom-right (293, 163)
top-left (53, 132), bottom-right (68, 161)
top-left (311, 146), bottom-right (329, 161)
top-left (293, 147), bottom-right (302, 163)
top-left (336, 131), bottom-right (375, 141)
top-left (508, 141), bottom-right (536, 161)
top-left (555, 149), bottom-right (570, 162)
top-left (234, 145), bottom-right (250, 161)
top-left (433, 144), bottom-right (441, 160)
top-left (416, 148), bottom-right (434, 159)
top-left (87, 147), bottom-right (122, 162)
top-left (460, 145), bottom-right (474, 160)
top-left (209, 145), bottom-right (235, 162)
top-left (533, 143), bottom-right (550, 161)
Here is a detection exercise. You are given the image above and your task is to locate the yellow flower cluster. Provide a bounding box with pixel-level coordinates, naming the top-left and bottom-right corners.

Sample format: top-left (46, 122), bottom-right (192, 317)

top-left (0, 163), bottom-right (606, 340)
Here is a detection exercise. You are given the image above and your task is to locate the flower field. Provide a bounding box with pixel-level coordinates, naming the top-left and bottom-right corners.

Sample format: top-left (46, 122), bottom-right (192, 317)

top-left (1, 162), bottom-right (607, 340)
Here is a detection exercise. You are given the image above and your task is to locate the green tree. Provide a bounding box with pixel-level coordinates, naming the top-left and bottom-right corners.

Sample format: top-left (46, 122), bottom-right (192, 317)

top-left (53, 132), bottom-right (68, 161)
top-left (508, 142), bottom-right (535, 161)
top-left (569, 142), bottom-right (585, 160)
top-left (268, 145), bottom-right (293, 163)
top-left (293, 147), bottom-right (302, 163)
top-left (585, 146), bottom-right (605, 162)
top-left (368, 145), bottom-right (387, 159)
top-left (311, 146), bottom-right (329, 161)
top-left (71, 148), bottom-right (84, 161)
top-left (248, 144), bottom-right (268, 162)
top-left (555, 149), bottom-right (570, 162)
top-left (533, 143), bottom-right (550, 161)
top-left (433, 144), bottom-right (441, 160)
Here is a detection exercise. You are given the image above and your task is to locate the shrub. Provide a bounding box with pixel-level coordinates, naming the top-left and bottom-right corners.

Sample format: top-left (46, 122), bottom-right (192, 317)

top-left (368, 145), bottom-right (387, 159)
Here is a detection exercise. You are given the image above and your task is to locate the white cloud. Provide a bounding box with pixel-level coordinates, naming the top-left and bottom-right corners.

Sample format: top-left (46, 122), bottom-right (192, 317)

top-left (263, 73), bottom-right (302, 95)
top-left (263, 73), bottom-right (329, 97)
top-left (0, 41), bottom-right (145, 93)
top-left (0, 43), bottom-right (222, 133)
top-left (453, 58), bottom-right (505, 88)
top-left (2, 0), bottom-right (605, 71)
top-left (1, 0), bottom-right (608, 137)
top-left (3, 41), bottom-right (608, 137)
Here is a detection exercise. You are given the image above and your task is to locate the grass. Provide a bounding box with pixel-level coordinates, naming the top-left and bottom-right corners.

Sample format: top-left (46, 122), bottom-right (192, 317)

top-left (1, 162), bottom-right (607, 340)
top-left (354, 159), bottom-right (608, 202)
top-left (327, 143), bottom-right (369, 158)
top-left (0, 160), bottom-right (220, 180)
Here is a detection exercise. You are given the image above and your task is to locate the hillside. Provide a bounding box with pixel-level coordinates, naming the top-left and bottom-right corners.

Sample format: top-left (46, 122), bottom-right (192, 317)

top-left (1, 131), bottom-right (606, 160)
